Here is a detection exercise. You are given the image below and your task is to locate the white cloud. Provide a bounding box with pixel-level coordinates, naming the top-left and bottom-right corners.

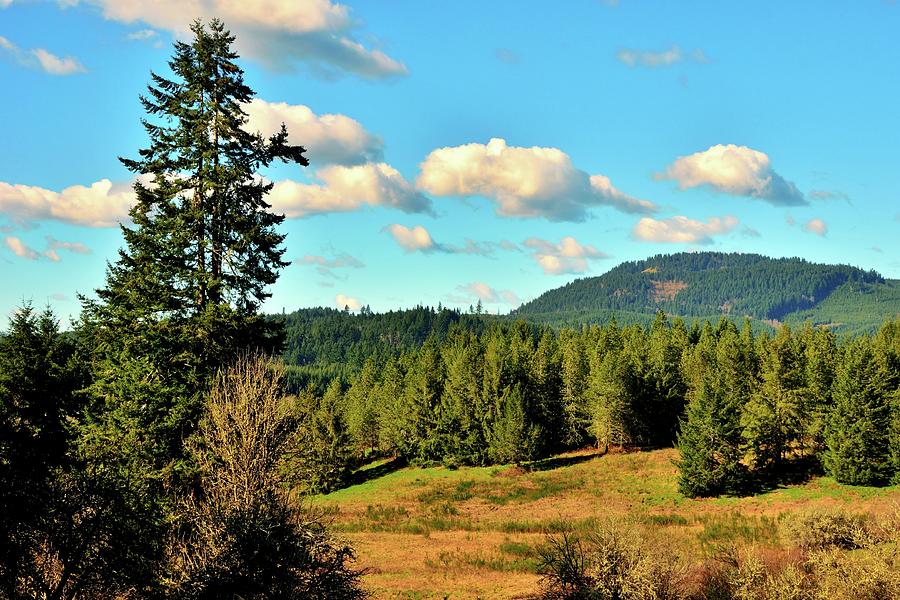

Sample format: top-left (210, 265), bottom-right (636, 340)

top-left (42, 236), bottom-right (91, 261)
top-left (126, 28), bottom-right (160, 43)
top-left (804, 218), bottom-right (827, 236)
top-left (268, 163), bottom-right (431, 218)
top-left (633, 215), bottom-right (739, 244)
top-left (523, 236), bottom-right (608, 275)
top-left (299, 252), bottom-right (363, 269)
top-left (457, 282), bottom-right (520, 306)
top-left (384, 224), bottom-right (435, 252)
top-left (657, 144), bottom-right (805, 206)
top-left (0, 178), bottom-right (134, 227)
top-left (617, 45), bottom-right (681, 67)
top-left (0, 36), bottom-right (86, 75)
top-left (0, 1), bottom-right (12, 8)
top-left (4, 236), bottom-right (38, 260)
top-left (382, 224), bottom-right (506, 256)
top-left (31, 48), bottom-right (86, 74)
top-left (245, 99), bottom-right (382, 166)
top-left (76, 0), bottom-right (407, 79)
top-left (335, 293), bottom-right (362, 311)
top-left (417, 138), bottom-right (656, 222)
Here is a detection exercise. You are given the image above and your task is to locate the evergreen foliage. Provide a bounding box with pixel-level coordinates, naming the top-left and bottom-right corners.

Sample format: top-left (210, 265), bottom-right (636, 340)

top-left (81, 18), bottom-right (306, 479)
top-left (824, 337), bottom-right (893, 485)
top-left (512, 251), bottom-right (891, 332)
top-left (294, 314), bottom-right (900, 497)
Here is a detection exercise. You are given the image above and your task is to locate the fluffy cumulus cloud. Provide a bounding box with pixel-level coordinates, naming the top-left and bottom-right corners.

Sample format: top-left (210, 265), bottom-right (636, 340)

top-left (804, 218), bottom-right (827, 236)
top-left (383, 224), bottom-right (435, 252)
top-left (0, 178), bottom-right (134, 227)
top-left (335, 293), bottom-right (362, 311)
top-left (657, 144), bottom-right (805, 206)
top-left (523, 236), bottom-right (608, 275)
top-left (458, 282), bottom-right (520, 306)
top-left (633, 215), bottom-right (739, 244)
top-left (74, 0), bottom-right (407, 79)
top-left (268, 163), bottom-right (432, 218)
top-left (0, 35), bottom-right (86, 75)
top-left (417, 138), bottom-right (656, 222)
top-left (244, 99), bottom-right (383, 166)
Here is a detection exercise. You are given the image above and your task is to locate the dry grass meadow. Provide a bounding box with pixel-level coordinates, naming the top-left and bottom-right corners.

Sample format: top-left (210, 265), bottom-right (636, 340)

top-left (310, 448), bottom-right (900, 599)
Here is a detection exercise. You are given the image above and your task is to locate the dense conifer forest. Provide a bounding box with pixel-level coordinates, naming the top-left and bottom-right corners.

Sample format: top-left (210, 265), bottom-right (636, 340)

top-left (511, 252), bottom-right (898, 332)
top-left (285, 312), bottom-right (900, 496)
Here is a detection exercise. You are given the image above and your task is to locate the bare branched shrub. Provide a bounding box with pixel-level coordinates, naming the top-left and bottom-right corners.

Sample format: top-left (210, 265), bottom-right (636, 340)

top-left (539, 519), bottom-right (683, 600)
top-left (781, 510), bottom-right (869, 551)
top-left (165, 354), bottom-right (365, 599)
top-left (194, 354), bottom-right (291, 508)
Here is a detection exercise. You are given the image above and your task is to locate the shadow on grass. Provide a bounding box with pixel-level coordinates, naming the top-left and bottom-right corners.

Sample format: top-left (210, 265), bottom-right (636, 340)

top-left (739, 455), bottom-right (823, 496)
top-left (528, 450), bottom-right (602, 472)
top-left (347, 456), bottom-right (408, 487)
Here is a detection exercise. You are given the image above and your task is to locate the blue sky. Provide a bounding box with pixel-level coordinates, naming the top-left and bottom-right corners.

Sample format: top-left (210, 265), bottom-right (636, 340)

top-left (2, 0), bottom-right (898, 321)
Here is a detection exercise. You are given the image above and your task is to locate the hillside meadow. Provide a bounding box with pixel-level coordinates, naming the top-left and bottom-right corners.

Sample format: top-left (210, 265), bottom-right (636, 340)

top-left (311, 448), bottom-right (900, 599)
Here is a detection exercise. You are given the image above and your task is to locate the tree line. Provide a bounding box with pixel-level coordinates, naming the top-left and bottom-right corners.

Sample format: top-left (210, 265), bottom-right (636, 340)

top-left (290, 312), bottom-right (900, 496)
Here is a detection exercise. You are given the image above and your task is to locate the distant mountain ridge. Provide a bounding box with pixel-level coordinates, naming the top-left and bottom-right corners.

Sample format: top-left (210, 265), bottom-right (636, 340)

top-left (513, 252), bottom-right (900, 333)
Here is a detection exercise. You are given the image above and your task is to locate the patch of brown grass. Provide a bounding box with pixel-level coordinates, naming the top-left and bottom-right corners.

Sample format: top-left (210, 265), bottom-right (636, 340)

top-left (315, 448), bottom-right (900, 598)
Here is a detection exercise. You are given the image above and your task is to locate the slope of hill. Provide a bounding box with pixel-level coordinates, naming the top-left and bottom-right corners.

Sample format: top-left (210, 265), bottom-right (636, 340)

top-left (513, 252), bottom-right (896, 332)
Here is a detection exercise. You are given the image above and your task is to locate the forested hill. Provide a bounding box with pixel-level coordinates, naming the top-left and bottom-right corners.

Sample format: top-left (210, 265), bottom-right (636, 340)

top-left (276, 306), bottom-right (491, 390)
top-left (513, 252), bottom-right (899, 332)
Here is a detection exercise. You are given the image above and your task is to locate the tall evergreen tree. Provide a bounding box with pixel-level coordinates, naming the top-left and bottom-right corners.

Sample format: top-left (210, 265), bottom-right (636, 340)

top-left (438, 328), bottom-right (485, 465)
top-left (676, 325), bottom-right (746, 497)
top-left (559, 328), bottom-right (589, 447)
top-left (741, 325), bottom-right (807, 472)
top-left (81, 19), bottom-right (306, 475)
top-left (824, 337), bottom-right (893, 485)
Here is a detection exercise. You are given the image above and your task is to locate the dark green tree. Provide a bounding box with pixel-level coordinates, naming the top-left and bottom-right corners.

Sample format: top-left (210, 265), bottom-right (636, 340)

top-left (741, 326), bottom-right (807, 472)
top-left (824, 337), bottom-right (892, 485)
top-left (437, 328), bottom-right (485, 465)
top-left (558, 328), bottom-right (589, 447)
top-left (676, 325), bottom-right (746, 497)
top-left (81, 18), bottom-right (307, 476)
top-left (288, 380), bottom-right (355, 495)
top-left (488, 384), bottom-right (541, 465)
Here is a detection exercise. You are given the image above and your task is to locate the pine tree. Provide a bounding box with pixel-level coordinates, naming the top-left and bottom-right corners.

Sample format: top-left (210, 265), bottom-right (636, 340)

top-left (344, 357), bottom-right (379, 458)
top-left (530, 329), bottom-right (563, 453)
top-left (802, 325), bottom-right (837, 457)
top-left (824, 337), bottom-right (892, 485)
top-left (289, 380), bottom-right (355, 494)
top-left (402, 338), bottom-right (445, 462)
top-left (488, 384), bottom-right (541, 465)
top-left (559, 328), bottom-right (589, 447)
top-left (676, 325), bottom-right (746, 497)
top-left (588, 347), bottom-right (636, 453)
top-left (81, 19), bottom-right (306, 474)
top-left (741, 325), bottom-right (806, 472)
top-left (438, 328), bottom-right (485, 465)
